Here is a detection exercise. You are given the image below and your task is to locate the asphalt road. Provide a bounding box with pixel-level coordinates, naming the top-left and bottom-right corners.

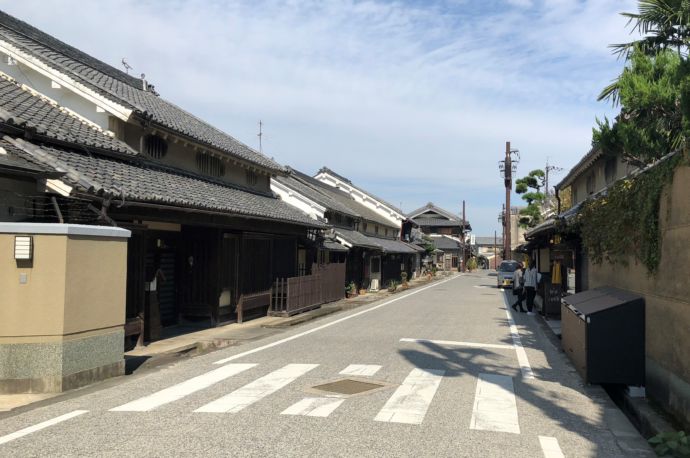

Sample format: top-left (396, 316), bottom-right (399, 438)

top-left (0, 272), bottom-right (654, 457)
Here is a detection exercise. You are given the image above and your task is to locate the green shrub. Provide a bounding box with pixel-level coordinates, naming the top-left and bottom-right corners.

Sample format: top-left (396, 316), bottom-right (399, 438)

top-left (649, 431), bottom-right (690, 457)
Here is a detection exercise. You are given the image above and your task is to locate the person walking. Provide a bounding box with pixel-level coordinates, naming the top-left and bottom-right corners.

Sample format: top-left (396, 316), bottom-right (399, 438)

top-left (524, 261), bottom-right (540, 315)
top-left (511, 263), bottom-right (526, 313)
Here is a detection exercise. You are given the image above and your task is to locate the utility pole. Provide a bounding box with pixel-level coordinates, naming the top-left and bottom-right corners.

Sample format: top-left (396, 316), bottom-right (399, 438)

top-left (498, 141), bottom-right (519, 260)
top-left (544, 157), bottom-right (564, 210)
top-left (504, 142), bottom-right (512, 261)
top-left (461, 200), bottom-right (466, 272)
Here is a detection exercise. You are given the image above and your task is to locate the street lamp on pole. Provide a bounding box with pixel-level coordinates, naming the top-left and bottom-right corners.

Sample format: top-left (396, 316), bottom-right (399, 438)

top-left (499, 141), bottom-right (519, 260)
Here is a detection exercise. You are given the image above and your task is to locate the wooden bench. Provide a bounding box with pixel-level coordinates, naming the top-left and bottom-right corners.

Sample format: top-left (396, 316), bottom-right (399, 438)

top-left (236, 289), bottom-right (272, 323)
top-left (124, 316), bottom-right (144, 348)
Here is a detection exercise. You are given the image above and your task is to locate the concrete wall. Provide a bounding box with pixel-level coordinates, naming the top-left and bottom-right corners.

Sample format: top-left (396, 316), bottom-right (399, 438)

top-left (588, 166), bottom-right (690, 427)
top-left (0, 224), bottom-right (130, 393)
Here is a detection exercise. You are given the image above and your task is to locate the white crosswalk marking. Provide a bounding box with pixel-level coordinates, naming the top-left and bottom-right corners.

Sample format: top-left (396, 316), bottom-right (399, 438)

top-left (110, 363), bottom-right (257, 412)
top-left (470, 373), bottom-right (520, 434)
top-left (281, 397), bottom-right (345, 417)
top-left (374, 368), bottom-right (445, 425)
top-left (0, 410), bottom-right (88, 445)
top-left (539, 436), bottom-right (565, 458)
top-left (195, 363), bottom-right (318, 413)
top-left (339, 364), bottom-right (382, 377)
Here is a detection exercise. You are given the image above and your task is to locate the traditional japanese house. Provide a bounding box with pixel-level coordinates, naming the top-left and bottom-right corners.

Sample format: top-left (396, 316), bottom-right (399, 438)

top-left (407, 203), bottom-right (471, 270)
top-left (275, 168), bottom-right (419, 290)
top-left (407, 202), bottom-right (470, 237)
top-left (0, 12), bottom-right (324, 342)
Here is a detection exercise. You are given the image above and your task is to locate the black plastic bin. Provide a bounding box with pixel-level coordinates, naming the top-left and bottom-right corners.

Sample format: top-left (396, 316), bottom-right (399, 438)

top-left (561, 286), bottom-right (645, 386)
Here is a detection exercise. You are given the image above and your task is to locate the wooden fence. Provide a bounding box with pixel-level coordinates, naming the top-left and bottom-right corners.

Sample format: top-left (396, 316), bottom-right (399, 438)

top-left (270, 263), bottom-right (346, 316)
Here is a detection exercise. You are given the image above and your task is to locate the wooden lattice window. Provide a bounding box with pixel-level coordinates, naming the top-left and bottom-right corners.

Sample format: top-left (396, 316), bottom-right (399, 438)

top-left (246, 170), bottom-right (258, 186)
top-left (604, 158), bottom-right (617, 184)
top-left (143, 134), bottom-right (167, 159)
top-left (586, 174), bottom-right (595, 195)
top-left (196, 153), bottom-right (225, 177)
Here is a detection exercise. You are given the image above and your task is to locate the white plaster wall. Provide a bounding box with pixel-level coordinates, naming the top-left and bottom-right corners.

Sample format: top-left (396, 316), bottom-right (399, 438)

top-left (1, 55), bottom-right (110, 130)
top-left (314, 172), bottom-right (403, 227)
top-left (270, 179), bottom-right (322, 220)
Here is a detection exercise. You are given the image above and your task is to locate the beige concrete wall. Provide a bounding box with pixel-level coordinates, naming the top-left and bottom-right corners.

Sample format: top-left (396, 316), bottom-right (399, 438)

top-left (63, 235), bottom-right (128, 335)
top-left (0, 229), bottom-right (129, 340)
top-left (0, 234), bottom-right (67, 337)
top-left (0, 225), bottom-right (130, 392)
top-left (588, 166), bottom-right (690, 425)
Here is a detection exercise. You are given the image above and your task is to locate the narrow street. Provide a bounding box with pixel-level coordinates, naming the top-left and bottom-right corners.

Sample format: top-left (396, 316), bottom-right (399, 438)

top-left (0, 273), bottom-right (652, 457)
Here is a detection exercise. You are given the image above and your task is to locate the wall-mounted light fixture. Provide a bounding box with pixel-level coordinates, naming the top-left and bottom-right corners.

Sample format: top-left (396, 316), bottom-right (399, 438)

top-left (14, 235), bottom-right (32, 260)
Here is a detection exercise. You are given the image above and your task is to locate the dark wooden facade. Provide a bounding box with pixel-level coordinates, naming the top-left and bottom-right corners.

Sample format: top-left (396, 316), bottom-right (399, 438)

top-left (111, 204), bottom-right (312, 343)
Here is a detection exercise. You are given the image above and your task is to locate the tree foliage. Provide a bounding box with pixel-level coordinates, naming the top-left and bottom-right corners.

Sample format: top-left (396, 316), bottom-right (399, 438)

top-left (595, 48), bottom-right (684, 166)
top-left (582, 0), bottom-right (690, 274)
top-left (611, 0), bottom-right (690, 58)
top-left (515, 169), bottom-right (546, 228)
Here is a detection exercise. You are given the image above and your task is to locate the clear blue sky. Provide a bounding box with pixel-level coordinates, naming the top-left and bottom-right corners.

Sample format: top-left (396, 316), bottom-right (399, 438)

top-left (2, 0), bottom-right (637, 234)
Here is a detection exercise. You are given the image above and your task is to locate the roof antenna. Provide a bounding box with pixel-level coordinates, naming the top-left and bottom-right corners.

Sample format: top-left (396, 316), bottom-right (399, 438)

top-left (121, 58), bottom-right (133, 74)
top-left (257, 120), bottom-right (263, 153)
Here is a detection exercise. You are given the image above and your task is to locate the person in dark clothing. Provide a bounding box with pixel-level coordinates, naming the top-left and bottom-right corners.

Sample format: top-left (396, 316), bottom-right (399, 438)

top-left (524, 261), bottom-right (540, 315)
top-left (511, 263), bottom-right (526, 312)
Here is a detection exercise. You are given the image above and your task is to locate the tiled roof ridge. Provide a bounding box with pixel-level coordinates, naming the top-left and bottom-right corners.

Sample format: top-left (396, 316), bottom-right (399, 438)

top-left (0, 72), bottom-right (117, 139)
top-left (407, 202), bottom-right (460, 221)
top-left (0, 74), bottom-right (137, 157)
top-left (0, 14), bottom-right (285, 172)
top-left (316, 166), bottom-right (404, 215)
top-left (132, 97), bottom-right (279, 170)
top-left (11, 135), bottom-right (277, 201)
top-left (279, 172), bottom-right (360, 218)
top-left (286, 168), bottom-right (361, 217)
top-left (299, 173), bottom-right (398, 228)
top-left (317, 166), bottom-right (351, 184)
top-left (0, 10), bottom-right (145, 90)
top-left (7, 135), bottom-right (322, 227)
top-left (555, 145), bottom-right (601, 190)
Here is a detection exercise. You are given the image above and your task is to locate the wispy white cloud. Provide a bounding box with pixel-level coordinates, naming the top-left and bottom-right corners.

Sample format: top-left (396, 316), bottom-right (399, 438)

top-left (2, 0), bottom-right (637, 233)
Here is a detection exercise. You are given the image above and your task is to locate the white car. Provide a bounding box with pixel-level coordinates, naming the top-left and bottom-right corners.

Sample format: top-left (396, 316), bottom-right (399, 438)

top-left (497, 261), bottom-right (520, 289)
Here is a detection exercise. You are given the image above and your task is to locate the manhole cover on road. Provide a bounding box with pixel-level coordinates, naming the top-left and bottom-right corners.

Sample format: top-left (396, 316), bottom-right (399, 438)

top-left (308, 378), bottom-right (391, 397)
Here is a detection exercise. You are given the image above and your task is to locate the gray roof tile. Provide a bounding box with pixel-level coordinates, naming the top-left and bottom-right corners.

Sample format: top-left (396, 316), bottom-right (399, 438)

top-left (334, 227), bottom-right (416, 253)
top-left (0, 74), bottom-right (136, 156)
top-left (317, 166), bottom-right (405, 215)
top-left (0, 138), bottom-right (57, 174)
top-left (0, 11), bottom-right (284, 172)
top-left (275, 171), bottom-right (359, 218)
top-left (7, 136), bottom-right (323, 227)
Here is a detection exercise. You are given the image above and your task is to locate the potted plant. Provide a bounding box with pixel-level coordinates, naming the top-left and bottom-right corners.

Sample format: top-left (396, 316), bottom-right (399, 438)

top-left (467, 257), bottom-right (478, 272)
top-left (387, 280), bottom-right (398, 293)
top-left (346, 281), bottom-right (357, 298)
top-left (401, 272), bottom-right (409, 290)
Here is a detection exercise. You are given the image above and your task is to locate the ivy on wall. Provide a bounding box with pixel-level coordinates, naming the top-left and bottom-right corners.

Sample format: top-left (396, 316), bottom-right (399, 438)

top-left (573, 154), bottom-right (682, 274)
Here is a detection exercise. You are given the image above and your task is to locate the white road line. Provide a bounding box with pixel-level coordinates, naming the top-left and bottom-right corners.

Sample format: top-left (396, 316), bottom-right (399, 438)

top-left (195, 364), bottom-right (318, 413)
top-left (0, 410), bottom-right (88, 446)
top-left (400, 338), bottom-right (514, 350)
top-left (374, 368), bottom-right (445, 425)
top-left (539, 436), bottom-right (565, 458)
top-left (214, 276), bottom-right (460, 365)
top-left (339, 364), bottom-right (382, 377)
top-left (504, 307), bottom-right (535, 379)
top-left (281, 397), bottom-right (345, 417)
top-left (470, 373), bottom-right (520, 434)
top-left (110, 363), bottom-right (257, 412)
